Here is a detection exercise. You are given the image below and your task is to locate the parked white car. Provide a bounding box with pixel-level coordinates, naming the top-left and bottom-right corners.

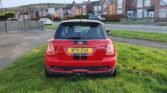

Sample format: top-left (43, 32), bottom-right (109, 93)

top-left (39, 18), bottom-right (53, 25)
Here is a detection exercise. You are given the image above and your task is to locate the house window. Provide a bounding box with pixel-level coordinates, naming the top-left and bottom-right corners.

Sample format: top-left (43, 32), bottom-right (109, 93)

top-left (137, 0), bottom-right (143, 7)
top-left (144, 10), bottom-right (148, 17)
top-left (137, 9), bottom-right (143, 18)
top-left (83, 5), bottom-right (86, 9)
top-left (98, 6), bottom-right (101, 11)
top-left (102, 3), bottom-right (108, 14)
top-left (103, 3), bottom-right (107, 10)
top-left (159, 9), bottom-right (167, 18)
top-left (127, 11), bottom-right (133, 18)
top-left (144, 0), bottom-right (150, 6)
top-left (117, 0), bottom-right (123, 8)
top-left (94, 6), bottom-right (98, 11)
top-left (117, 10), bottom-right (123, 14)
top-left (148, 12), bottom-right (154, 18)
top-left (160, 0), bottom-right (167, 5)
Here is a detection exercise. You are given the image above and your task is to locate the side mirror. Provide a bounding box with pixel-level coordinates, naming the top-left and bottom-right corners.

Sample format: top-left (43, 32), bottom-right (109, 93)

top-left (106, 30), bottom-right (110, 33)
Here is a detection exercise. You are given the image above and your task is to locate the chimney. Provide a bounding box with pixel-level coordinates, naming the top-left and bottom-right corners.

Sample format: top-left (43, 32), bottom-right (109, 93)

top-left (72, 1), bottom-right (75, 4)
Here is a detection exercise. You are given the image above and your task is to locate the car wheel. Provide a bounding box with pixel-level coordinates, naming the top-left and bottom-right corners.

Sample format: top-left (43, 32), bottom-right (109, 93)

top-left (107, 67), bottom-right (117, 77)
top-left (45, 67), bottom-right (54, 78)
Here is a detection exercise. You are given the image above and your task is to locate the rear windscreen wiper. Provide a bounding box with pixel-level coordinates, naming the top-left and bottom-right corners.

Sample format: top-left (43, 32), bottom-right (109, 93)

top-left (65, 37), bottom-right (82, 39)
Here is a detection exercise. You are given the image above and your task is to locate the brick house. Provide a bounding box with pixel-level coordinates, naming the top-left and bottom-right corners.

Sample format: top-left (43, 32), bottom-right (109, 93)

top-left (116, 0), bottom-right (126, 15)
top-left (154, 0), bottom-right (167, 19)
top-left (55, 6), bottom-right (64, 19)
top-left (80, 0), bottom-right (101, 15)
top-left (81, 2), bottom-right (88, 15)
top-left (126, 0), bottom-right (167, 20)
top-left (101, 0), bottom-right (117, 15)
top-left (91, 1), bottom-right (101, 15)
top-left (64, 1), bottom-right (81, 17)
top-left (126, 0), bottom-right (155, 19)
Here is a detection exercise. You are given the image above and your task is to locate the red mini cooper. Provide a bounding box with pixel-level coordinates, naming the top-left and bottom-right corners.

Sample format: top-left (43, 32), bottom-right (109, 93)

top-left (45, 20), bottom-right (117, 77)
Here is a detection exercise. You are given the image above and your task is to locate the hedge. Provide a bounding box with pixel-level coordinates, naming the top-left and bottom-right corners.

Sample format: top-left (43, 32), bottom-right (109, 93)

top-left (0, 11), bottom-right (16, 21)
top-left (101, 14), bottom-right (124, 22)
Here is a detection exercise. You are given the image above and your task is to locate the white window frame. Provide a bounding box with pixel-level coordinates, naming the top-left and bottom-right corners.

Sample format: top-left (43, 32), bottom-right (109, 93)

top-left (160, 0), bottom-right (167, 5)
top-left (144, 0), bottom-right (150, 6)
top-left (137, 0), bottom-right (143, 7)
top-left (117, 10), bottom-right (123, 14)
top-left (98, 6), bottom-right (101, 11)
top-left (144, 10), bottom-right (148, 17)
top-left (159, 9), bottom-right (167, 18)
top-left (137, 9), bottom-right (143, 18)
top-left (148, 12), bottom-right (154, 18)
top-left (127, 11), bottom-right (133, 18)
top-left (117, 0), bottom-right (123, 8)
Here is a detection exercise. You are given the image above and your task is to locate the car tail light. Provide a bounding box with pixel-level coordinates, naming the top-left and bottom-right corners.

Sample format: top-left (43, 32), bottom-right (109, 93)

top-left (47, 42), bottom-right (55, 55)
top-left (106, 43), bottom-right (114, 55)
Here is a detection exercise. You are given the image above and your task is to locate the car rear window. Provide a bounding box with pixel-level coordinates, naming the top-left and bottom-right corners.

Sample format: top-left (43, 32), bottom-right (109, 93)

top-left (55, 22), bottom-right (106, 40)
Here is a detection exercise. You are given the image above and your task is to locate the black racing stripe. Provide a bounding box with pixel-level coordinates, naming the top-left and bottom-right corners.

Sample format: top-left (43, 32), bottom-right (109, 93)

top-left (81, 53), bottom-right (87, 60)
top-left (73, 53), bottom-right (80, 60)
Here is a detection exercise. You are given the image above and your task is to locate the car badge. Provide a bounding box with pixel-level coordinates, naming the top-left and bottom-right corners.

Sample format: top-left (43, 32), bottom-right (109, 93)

top-left (77, 41), bottom-right (83, 44)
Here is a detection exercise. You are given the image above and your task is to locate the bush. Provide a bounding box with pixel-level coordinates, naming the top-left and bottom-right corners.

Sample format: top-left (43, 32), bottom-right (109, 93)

top-left (53, 17), bottom-right (61, 21)
top-left (74, 15), bottom-right (89, 19)
top-left (65, 15), bottom-right (89, 20)
top-left (66, 16), bottom-right (74, 20)
top-left (5, 12), bottom-right (16, 18)
top-left (101, 14), bottom-right (124, 22)
top-left (0, 13), bottom-right (5, 21)
top-left (0, 11), bottom-right (16, 21)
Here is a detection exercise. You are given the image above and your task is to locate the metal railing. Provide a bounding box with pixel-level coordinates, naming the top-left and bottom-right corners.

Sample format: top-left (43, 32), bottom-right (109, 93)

top-left (0, 20), bottom-right (44, 33)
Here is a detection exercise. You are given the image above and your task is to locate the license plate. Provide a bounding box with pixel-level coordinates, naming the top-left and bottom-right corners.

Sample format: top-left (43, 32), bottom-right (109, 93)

top-left (68, 48), bottom-right (92, 54)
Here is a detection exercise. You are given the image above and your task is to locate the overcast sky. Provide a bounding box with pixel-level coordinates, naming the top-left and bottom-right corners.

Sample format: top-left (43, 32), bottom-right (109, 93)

top-left (1, 0), bottom-right (98, 8)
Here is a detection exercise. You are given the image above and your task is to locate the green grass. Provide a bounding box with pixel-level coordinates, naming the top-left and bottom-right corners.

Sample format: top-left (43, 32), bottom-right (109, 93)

top-left (45, 25), bottom-right (57, 30)
top-left (0, 43), bottom-right (167, 93)
top-left (109, 30), bottom-right (167, 43)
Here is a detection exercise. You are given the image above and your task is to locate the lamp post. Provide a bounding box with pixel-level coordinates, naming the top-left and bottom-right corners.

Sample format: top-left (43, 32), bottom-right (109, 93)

top-left (0, 0), bottom-right (3, 13)
top-left (63, 0), bottom-right (66, 20)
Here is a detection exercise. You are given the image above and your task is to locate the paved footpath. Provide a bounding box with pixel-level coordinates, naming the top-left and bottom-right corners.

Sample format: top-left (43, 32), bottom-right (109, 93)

top-left (0, 30), bottom-right (55, 70)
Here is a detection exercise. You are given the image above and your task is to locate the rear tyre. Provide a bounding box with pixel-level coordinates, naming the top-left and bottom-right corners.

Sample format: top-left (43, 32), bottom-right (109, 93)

top-left (45, 67), bottom-right (54, 78)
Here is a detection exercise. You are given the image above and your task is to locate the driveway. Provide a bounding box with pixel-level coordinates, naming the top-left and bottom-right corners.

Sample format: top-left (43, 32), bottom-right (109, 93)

top-left (0, 30), bottom-right (54, 70)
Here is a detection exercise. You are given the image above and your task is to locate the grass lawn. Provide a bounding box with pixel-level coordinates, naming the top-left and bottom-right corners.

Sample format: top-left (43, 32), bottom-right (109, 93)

top-left (109, 30), bottom-right (167, 43)
top-left (45, 25), bottom-right (57, 30)
top-left (0, 43), bottom-right (166, 93)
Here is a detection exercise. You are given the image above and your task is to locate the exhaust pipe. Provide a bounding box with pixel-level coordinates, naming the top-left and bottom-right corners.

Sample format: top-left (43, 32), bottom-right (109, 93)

top-left (74, 73), bottom-right (86, 77)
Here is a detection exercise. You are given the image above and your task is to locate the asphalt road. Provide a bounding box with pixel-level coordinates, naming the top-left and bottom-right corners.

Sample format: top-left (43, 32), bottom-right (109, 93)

top-left (54, 22), bottom-right (167, 33)
top-left (105, 24), bottom-right (167, 33)
top-left (0, 30), bottom-right (55, 70)
top-left (111, 36), bottom-right (167, 49)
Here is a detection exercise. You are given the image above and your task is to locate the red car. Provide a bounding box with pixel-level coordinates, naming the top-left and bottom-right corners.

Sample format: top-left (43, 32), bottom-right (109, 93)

top-left (45, 20), bottom-right (117, 77)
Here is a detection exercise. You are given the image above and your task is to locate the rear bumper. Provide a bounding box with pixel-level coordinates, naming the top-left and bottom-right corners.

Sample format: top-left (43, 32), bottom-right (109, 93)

top-left (45, 56), bottom-right (116, 75)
